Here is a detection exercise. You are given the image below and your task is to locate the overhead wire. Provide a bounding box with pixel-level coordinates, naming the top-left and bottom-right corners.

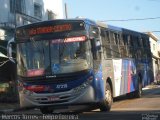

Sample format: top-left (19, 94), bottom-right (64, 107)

top-left (149, 31), bottom-right (160, 33)
top-left (98, 17), bottom-right (160, 37)
top-left (99, 16), bottom-right (160, 22)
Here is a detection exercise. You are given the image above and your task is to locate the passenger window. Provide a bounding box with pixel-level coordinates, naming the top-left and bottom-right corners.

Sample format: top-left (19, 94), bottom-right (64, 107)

top-left (123, 34), bottom-right (129, 46)
top-left (119, 34), bottom-right (124, 45)
top-left (106, 31), bottom-right (110, 44)
top-left (129, 36), bottom-right (134, 47)
top-left (90, 26), bottom-right (99, 39)
top-left (114, 33), bottom-right (119, 45)
top-left (142, 37), bottom-right (147, 48)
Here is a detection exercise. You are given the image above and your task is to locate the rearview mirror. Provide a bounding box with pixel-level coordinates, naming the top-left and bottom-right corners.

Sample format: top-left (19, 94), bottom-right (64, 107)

top-left (7, 38), bottom-right (16, 63)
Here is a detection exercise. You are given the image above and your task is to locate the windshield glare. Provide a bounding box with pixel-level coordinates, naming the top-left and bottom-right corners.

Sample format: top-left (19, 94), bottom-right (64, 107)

top-left (17, 41), bottom-right (50, 77)
top-left (17, 38), bottom-right (91, 77)
top-left (51, 39), bottom-right (91, 74)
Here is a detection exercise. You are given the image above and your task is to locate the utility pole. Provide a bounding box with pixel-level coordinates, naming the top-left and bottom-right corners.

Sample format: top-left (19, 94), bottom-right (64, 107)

top-left (14, 0), bottom-right (17, 28)
top-left (65, 3), bottom-right (68, 19)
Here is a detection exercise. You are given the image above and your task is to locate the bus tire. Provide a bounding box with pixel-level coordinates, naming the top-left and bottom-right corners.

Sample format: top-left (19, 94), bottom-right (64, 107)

top-left (99, 82), bottom-right (112, 111)
top-left (133, 78), bottom-right (142, 98)
top-left (40, 107), bottom-right (53, 114)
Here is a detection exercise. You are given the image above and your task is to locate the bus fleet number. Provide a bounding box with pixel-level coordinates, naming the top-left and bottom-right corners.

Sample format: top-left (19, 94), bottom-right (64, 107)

top-left (56, 84), bottom-right (68, 89)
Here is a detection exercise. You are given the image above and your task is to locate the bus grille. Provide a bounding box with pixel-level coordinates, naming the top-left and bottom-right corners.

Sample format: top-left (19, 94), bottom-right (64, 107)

top-left (33, 90), bottom-right (81, 105)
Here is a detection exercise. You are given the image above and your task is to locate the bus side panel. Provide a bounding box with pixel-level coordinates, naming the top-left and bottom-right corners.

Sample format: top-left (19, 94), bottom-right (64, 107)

top-left (101, 59), bottom-right (115, 97)
top-left (113, 59), bottom-right (137, 95)
top-left (130, 60), bottom-right (138, 92)
top-left (120, 59), bottom-right (128, 95)
top-left (120, 59), bottom-right (137, 95)
top-left (101, 59), bottom-right (138, 98)
top-left (143, 64), bottom-right (148, 87)
top-left (113, 59), bottom-right (122, 96)
top-left (93, 63), bottom-right (106, 101)
top-left (138, 61), bottom-right (154, 87)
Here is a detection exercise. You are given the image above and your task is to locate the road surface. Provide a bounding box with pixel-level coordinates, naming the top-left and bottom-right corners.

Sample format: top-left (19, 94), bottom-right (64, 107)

top-left (0, 85), bottom-right (160, 120)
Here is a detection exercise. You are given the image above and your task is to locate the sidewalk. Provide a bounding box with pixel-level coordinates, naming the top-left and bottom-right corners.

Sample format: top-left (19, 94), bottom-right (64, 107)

top-left (0, 102), bottom-right (19, 111)
top-left (143, 81), bottom-right (160, 90)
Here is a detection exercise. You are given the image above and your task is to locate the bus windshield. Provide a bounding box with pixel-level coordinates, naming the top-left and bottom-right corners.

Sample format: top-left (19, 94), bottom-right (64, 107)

top-left (17, 36), bottom-right (91, 77)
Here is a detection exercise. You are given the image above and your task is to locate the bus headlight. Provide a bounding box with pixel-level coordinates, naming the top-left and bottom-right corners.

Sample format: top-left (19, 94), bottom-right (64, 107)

top-left (73, 76), bottom-right (93, 93)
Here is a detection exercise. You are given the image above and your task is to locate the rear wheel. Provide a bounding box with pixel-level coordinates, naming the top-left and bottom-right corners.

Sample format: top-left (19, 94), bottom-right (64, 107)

top-left (127, 76), bottom-right (142, 98)
top-left (133, 78), bottom-right (142, 98)
top-left (40, 107), bottom-right (53, 114)
top-left (99, 82), bottom-right (113, 111)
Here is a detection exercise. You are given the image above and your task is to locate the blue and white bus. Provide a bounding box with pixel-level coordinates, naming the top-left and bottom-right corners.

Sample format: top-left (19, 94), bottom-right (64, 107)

top-left (13, 19), bottom-right (153, 113)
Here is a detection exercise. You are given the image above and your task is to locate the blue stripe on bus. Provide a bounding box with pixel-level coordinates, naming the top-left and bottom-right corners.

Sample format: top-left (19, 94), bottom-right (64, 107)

top-left (130, 60), bottom-right (136, 92)
top-left (121, 59), bottom-right (137, 94)
top-left (94, 64), bottom-right (105, 101)
top-left (25, 70), bottom-right (94, 93)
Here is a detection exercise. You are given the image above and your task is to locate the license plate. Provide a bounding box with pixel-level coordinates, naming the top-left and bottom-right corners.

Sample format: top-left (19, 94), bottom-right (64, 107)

top-left (48, 96), bottom-right (60, 101)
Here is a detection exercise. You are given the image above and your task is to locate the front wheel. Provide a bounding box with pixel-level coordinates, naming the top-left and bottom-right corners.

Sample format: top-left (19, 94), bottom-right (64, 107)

top-left (99, 82), bottom-right (113, 111)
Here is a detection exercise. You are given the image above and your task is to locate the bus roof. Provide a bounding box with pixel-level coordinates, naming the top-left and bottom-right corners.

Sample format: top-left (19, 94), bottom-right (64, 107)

top-left (122, 28), bottom-right (148, 37)
top-left (16, 18), bottom-right (147, 37)
top-left (16, 18), bottom-right (98, 29)
top-left (108, 25), bottom-right (122, 32)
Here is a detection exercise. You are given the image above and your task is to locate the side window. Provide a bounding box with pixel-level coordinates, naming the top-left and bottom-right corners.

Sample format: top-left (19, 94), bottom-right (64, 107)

top-left (110, 31), bottom-right (120, 58)
top-left (135, 36), bottom-right (142, 60)
top-left (110, 32), bottom-right (119, 45)
top-left (142, 37), bottom-right (147, 48)
top-left (123, 34), bottom-right (130, 46)
top-left (114, 33), bottom-right (119, 45)
top-left (106, 31), bottom-right (110, 44)
top-left (137, 36), bottom-right (142, 47)
top-left (110, 31), bottom-right (114, 45)
top-left (133, 36), bottom-right (138, 48)
top-left (119, 34), bottom-right (123, 45)
top-left (90, 39), bottom-right (101, 60)
top-left (101, 29), bottom-right (106, 45)
top-left (100, 29), bottom-right (112, 58)
top-left (146, 37), bottom-right (150, 48)
top-left (89, 26), bottom-right (99, 39)
top-left (127, 35), bottom-right (133, 58)
top-left (129, 35), bottom-right (134, 47)
top-left (105, 30), bottom-right (112, 58)
top-left (100, 29), bottom-right (110, 46)
top-left (120, 34), bottom-right (128, 57)
top-left (90, 26), bottom-right (101, 60)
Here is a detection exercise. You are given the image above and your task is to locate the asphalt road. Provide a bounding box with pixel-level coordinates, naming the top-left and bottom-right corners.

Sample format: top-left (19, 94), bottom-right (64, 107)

top-left (1, 85), bottom-right (160, 120)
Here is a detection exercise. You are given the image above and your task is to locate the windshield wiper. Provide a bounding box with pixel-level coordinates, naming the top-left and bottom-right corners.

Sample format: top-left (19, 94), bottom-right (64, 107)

top-left (30, 37), bottom-right (44, 54)
top-left (59, 40), bottom-right (66, 58)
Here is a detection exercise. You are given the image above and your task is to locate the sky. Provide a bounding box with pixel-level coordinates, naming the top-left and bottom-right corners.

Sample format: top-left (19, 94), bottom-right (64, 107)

top-left (63, 0), bottom-right (160, 40)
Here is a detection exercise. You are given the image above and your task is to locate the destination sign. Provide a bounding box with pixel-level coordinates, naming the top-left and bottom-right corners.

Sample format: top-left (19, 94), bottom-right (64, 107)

top-left (28, 24), bottom-right (72, 36)
top-left (51, 36), bottom-right (86, 44)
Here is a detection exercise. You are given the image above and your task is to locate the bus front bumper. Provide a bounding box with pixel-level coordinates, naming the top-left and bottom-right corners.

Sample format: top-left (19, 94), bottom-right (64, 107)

top-left (19, 84), bottom-right (98, 110)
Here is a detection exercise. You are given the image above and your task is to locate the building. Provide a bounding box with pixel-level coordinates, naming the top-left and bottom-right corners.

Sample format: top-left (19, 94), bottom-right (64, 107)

top-left (43, 0), bottom-right (63, 20)
top-left (147, 32), bottom-right (160, 81)
top-left (0, 0), bottom-right (63, 100)
top-left (0, 0), bottom-right (63, 41)
top-left (0, 0), bottom-right (64, 57)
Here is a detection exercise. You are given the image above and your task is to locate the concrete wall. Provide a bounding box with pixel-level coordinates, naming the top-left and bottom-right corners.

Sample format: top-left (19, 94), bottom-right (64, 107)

top-left (148, 33), bottom-right (160, 81)
top-left (150, 38), bottom-right (159, 58)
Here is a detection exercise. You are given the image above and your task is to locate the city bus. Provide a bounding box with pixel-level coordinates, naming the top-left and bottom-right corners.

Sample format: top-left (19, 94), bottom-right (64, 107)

top-left (12, 19), bottom-right (153, 113)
